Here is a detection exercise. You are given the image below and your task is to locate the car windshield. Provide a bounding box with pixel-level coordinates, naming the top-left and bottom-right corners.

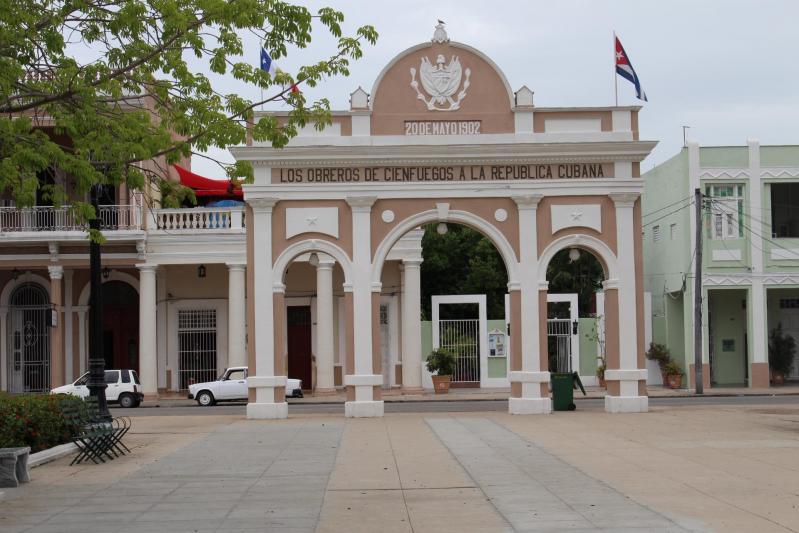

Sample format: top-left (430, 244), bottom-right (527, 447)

top-left (74, 372), bottom-right (89, 386)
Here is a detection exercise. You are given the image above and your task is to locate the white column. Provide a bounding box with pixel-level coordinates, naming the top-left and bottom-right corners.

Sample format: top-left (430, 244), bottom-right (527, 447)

top-left (605, 193), bottom-right (648, 413)
top-left (748, 140), bottom-right (769, 383)
top-left (401, 258), bottom-right (423, 393)
top-left (227, 263), bottom-right (247, 368)
top-left (0, 310), bottom-right (7, 391)
top-left (246, 197), bottom-right (288, 419)
top-left (509, 194), bottom-right (551, 414)
top-left (156, 268), bottom-right (167, 390)
top-left (48, 266), bottom-right (64, 388)
top-left (315, 256), bottom-right (336, 393)
top-left (344, 196), bottom-right (383, 417)
top-left (138, 264), bottom-right (158, 400)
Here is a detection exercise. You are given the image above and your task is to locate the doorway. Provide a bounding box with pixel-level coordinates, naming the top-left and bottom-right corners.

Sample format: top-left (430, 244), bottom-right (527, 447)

top-left (100, 281), bottom-right (139, 371)
top-left (6, 282), bottom-right (51, 392)
top-left (287, 306), bottom-right (312, 390)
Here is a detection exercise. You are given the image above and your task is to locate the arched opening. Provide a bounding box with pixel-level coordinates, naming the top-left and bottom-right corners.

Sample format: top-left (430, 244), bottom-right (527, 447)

top-left (6, 282), bottom-right (50, 392)
top-left (544, 246), bottom-right (608, 384)
top-left (100, 280), bottom-right (139, 371)
top-left (375, 219), bottom-right (513, 390)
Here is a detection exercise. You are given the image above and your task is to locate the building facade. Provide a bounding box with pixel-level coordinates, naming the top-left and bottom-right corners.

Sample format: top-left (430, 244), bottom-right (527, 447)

top-left (644, 141), bottom-right (799, 387)
top-left (2, 25), bottom-right (656, 417)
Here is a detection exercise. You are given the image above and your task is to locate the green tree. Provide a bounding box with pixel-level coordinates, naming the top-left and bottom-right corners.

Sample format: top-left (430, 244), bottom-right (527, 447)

top-left (1, 0), bottom-right (377, 236)
top-left (420, 224), bottom-right (508, 319)
top-left (546, 248), bottom-right (605, 315)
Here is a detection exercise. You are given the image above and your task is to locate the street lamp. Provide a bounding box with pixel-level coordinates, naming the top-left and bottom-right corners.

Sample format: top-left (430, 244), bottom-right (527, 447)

top-left (87, 183), bottom-right (111, 421)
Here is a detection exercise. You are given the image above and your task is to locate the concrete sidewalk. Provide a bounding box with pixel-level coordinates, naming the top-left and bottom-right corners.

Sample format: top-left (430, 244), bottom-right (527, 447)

top-left (2, 402), bottom-right (798, 532)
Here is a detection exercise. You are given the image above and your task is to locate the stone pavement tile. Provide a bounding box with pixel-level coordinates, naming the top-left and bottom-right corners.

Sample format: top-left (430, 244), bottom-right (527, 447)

top-left (317, 489), bottom-right (411, 533)
top-left (325, 418), bottom-right (400, 490)
top-left (402, 487), bottom-right (513, 533)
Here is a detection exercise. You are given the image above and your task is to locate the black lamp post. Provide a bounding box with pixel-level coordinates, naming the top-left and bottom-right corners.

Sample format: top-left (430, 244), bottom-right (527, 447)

top-left (87, 184), bottom-right (111, 421)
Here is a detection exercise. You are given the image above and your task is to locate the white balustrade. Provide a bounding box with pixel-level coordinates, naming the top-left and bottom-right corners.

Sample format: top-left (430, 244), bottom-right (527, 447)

top-left (152, 207), bottom-right (245, 232)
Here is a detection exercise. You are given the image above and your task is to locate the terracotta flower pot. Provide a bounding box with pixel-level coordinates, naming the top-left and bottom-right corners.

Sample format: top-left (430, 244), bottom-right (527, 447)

top-left (432, 375), bottom-right (452, 394)
top-left (665, 374), bottom-right (682, 389)
top-left (772, 372), bottom-right (786, 386)
top-left (598, 376), bottom-right (606, 389)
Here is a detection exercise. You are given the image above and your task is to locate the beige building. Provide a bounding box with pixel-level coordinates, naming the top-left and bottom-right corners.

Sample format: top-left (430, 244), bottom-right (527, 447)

top-left (1, 24), bottom-right (655, 418)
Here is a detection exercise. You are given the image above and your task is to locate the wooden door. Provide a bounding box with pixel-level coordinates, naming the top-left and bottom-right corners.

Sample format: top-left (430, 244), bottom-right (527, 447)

top-left (287, 306), bottom-right (312, 390)
top-left (101, 281), bottom-right (139, 372)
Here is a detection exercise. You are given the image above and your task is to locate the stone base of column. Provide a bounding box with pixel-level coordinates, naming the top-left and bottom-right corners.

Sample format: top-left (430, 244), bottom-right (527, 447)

top-left (509, 397), bottom-right (552, 415)
top-left (401, 387), bottom-right (424, 395)
top-left (313, 387), bottom-right (338, 396)
top-left (143, 393), bottom-right (159, 403)
top-left (344, 400), bottom-right (384, 418)
top-left (750, 362), bottom-right (770, 388)
top-left (246, 402), bottom-right (288, 419)
top-left (604, 395), bottom-right (648, 413)
top-left (688, 363), bottom-right (711, 390)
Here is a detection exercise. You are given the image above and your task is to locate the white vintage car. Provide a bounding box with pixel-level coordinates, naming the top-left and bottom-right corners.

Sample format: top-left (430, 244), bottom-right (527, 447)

top-left (187, 366), bottom-right (303, 406)
top-left (51, 369), bottom-right (143, 408)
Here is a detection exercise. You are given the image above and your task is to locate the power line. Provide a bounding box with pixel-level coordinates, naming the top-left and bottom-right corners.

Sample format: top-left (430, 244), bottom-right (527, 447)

top-left (642, 195), bottom-right (693, 220)
top-left (643, 198), bottom-right (694, 229)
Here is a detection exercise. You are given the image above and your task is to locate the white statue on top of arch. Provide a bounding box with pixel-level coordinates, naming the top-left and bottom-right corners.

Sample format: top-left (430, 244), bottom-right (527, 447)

top-left (410, 53), bottom-right (471, 111)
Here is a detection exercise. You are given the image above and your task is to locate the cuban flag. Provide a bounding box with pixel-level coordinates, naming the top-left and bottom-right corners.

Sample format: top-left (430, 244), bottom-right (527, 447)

top-left (260, 48), bottom-right (300, 93)
top-left (615, 35), bottom-right (647, 102)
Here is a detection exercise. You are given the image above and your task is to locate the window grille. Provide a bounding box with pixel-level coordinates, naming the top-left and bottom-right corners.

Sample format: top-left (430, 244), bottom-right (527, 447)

top-left (6, 283), bottom-right (50, 393)
top-left (653, 225), bottom-right (661, 242)
top-left (177, 309), bottom-right (217, 391)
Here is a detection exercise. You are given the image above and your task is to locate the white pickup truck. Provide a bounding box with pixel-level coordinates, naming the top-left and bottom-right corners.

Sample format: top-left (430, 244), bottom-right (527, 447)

top-left (187, 366), bottom-right (303, 406)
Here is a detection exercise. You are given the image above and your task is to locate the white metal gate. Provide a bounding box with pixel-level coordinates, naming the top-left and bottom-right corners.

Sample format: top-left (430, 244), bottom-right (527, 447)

top-left (439, 319), bottom-right (480, 383)
top-left (177, 309), bottom-right (217, 391)
top-left (6, 283), bottom-right (51, 393)
top-left (547, 319), bottom-right (573, 373)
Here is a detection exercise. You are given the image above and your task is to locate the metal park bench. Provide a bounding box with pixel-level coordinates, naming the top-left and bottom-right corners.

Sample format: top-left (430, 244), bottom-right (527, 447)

top-left (60, 398), bottom-right (132, 465)
top-left (0, 447), bottom-right (31, 487)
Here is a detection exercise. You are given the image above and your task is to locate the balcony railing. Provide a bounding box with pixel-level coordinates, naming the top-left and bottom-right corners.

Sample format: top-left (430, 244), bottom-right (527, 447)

top-left (0, 205), bottom-right (142, 232)
top-left (152, 206), bottom-right (245, 232)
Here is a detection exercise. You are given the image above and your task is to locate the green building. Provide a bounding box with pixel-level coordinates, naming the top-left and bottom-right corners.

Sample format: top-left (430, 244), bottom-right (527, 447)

top-left (644, 140), bottom-right (799, 388)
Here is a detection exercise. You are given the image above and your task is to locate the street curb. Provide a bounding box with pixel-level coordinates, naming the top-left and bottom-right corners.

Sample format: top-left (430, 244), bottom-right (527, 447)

top-left (29, 442), bottom-right (77, 468)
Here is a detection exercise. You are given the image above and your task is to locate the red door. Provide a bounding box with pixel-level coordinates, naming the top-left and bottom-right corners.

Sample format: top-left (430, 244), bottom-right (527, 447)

top-left (287, 306), bottom-right (312, 390)
top-left (101, 281), bottom-right (139, 372)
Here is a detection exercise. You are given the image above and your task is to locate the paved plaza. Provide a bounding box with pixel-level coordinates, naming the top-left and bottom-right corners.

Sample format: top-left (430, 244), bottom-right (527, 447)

top-left (1, 401), bottom-right (798, 532)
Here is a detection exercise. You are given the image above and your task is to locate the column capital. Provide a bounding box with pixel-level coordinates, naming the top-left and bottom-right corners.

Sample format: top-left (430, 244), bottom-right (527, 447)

top-left (609, 192), bottom-right (639, 208)
top-left (513, 194), bottom-right (544, 209)
top-left (346, 196), bottom-right (377, 212)
top-left (371, 282), bottom-right (382, 293)
top-left (401, 257), bottom-right (423, 268)
top-left (248, 197), bottom-right (279, 212)
top-left (602, 278), bottom-right (620, 290)
top-left (272, 282), bottom-right (286, 294)
top-left (226, 263), bottom-right (247, 272)
top-left (48, 265), bottom-right (64, 280)
top-left (538, 280), bottom-right (549, 291)
top-left (137, 263), bottom-right (159, 274)
top-left (316, 254), bottom-right (336, 269)
top-left (507, 280), bottom-right (522, 292)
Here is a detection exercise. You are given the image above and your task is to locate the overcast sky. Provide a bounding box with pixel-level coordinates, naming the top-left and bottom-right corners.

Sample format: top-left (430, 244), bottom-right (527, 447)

top-left (190, 0), bottom-right (799, 178)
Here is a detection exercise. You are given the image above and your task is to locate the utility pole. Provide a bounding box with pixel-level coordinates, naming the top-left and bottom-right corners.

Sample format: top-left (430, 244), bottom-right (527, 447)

top-left (693, 187), bottom-right (704, 395)
top-left (87, 183), bottom-right (111, 420)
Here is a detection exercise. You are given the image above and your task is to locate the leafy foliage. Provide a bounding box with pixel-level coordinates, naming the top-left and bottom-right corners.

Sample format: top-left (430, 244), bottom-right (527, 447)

top-left (425, 348), bottom-right (456, 376)
top-left (769, 324), bottom-right (796, 376)
top-left (420, 224), bottom-right (508, 319)
top-left (0, 393), bottom-right (87, 452)
top-left (646, 342), bottom-right (672, 371)
top-left (0, 0), bottom-right (377, 224)
top-left (546, 248), bottom-right (605, 315)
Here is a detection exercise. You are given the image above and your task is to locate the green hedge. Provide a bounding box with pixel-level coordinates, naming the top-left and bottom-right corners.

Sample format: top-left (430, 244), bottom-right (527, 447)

top-left (0, 393), bottom-right (86, 453)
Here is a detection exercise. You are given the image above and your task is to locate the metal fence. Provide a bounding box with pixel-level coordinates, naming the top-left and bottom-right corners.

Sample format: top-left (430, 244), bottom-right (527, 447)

top-left (547, 318), bottom-right (572, 373)
top-left (0, 205), bottom-right (141, 232)
top-left (438, 319), bottom-right (480, 382)
top-left (177, 309), bottom-right (217, 391)
top-left (6, 283), bottom-right (51, 393)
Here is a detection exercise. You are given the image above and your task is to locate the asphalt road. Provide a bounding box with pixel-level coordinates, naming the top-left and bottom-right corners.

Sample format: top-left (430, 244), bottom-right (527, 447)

top-left (112, 394), bottom-right (799, 417)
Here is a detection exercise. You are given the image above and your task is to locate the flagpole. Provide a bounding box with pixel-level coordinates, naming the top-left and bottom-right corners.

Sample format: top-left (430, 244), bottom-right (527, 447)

top-left (613, 31), bottom-right (618, 107)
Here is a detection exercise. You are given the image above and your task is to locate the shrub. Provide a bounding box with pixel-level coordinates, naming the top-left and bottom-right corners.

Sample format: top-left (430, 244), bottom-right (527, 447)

top-left (663, 360), bottom-right (683, 377)
top-left (426, 348), bottom-right (456, 376)
top-left (769, 324), bottom-right (796, 376)
top-left (0, 393), bottom-right (86, 453)
top-left (646, 342), bottom-right (672, 371)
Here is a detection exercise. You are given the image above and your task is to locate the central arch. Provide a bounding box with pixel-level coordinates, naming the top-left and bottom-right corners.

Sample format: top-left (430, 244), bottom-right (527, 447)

top-left (371, 209), bottom-right (520, 284)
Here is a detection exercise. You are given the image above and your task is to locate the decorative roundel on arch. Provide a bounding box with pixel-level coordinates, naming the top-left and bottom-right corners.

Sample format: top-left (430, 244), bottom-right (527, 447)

top-left (369, 36), bottom-right (516, 135)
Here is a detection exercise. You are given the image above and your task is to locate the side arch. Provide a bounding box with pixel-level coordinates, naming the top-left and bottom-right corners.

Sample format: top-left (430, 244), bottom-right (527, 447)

top-left (372, 210), bottom-right (519, 284)
top-left (77, 270), bottom-right (140, 306)
top-left (537, 234), bottom-right (619, 283)
top-left (0, 272), bottom-right (51, 308)
top-left (272, 239), bottom-right (354, 287)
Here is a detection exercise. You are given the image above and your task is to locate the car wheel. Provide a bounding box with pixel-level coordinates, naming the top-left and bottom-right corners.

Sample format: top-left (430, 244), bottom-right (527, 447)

top-left (196, 391), bottom-right (215, 406)
top-left (295, 391), bottom-right (304, 398)
top-left (118, 393), bottom-right (136, 409)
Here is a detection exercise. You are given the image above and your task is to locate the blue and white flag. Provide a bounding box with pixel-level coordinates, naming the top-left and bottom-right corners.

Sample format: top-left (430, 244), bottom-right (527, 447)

top-left (260, 47), bottom-right (277, 75)
top-left (615, 35), bottom-right (647, 102)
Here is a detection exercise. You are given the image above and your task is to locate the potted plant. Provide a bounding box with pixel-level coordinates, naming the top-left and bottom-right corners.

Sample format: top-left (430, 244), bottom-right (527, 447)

top-left (588, 315), bottom-right (606, 388)
top-left (663, 360), bottom-right (684, 389)
top-left (426, 348), bottom-right (456, 394)
top-left (769, 324), bottom-right (796, 385)
top-left (646, 342), bottom-right (672, 385)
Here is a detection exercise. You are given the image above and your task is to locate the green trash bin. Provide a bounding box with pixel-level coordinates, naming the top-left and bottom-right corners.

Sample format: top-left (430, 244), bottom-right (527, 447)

top-left (551, 372), bottom-right (586, 411)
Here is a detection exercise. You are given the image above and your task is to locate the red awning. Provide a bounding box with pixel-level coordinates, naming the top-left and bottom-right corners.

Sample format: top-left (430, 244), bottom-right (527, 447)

top-left (173, 164), bottom-right (242, 197)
